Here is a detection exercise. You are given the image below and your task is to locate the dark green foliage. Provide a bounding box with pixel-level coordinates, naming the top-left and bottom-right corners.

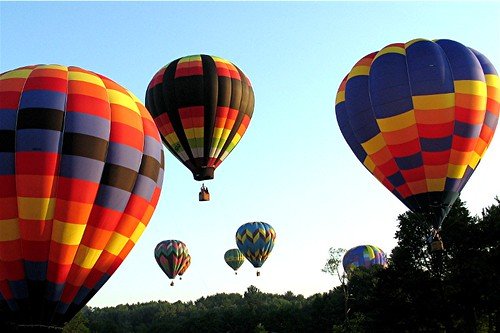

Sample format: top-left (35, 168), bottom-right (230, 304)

top-left (329, 197), bottom-right (500, 332)
top-left (61, 198), bottom-right (499, 333)
top-left (62, 308), bottom-right (90, 333)
top-left (62, 288), bottom-right (333, 333)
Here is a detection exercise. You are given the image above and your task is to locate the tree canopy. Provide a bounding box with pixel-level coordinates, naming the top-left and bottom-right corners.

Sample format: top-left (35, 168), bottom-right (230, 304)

top-left (56, 197), bottom-right (499, 333)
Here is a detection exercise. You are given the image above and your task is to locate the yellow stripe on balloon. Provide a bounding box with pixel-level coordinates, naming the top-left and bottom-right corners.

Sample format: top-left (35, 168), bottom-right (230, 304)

top-left (405, 38), bottom-right (429, 48)
top-left (412, 93), bottom-right (455, 110)
top-left (17, 197), bottom-right (55, 220)
top-left (38, 64), bottom-right (68, 71)
top-left (0, 69), bottom-right (33, 80)
top-left (335, 90), bottom-right (345, 105)
top-left (105, 232), bottom-right (129, 256)
top-left (178, 55), bottom-right (202, 63)
top-left (0, 218), bottom-right (20, 241)
top-left (361, 133), bottom-right (386, 155)
top-left (212, 127), bottom-right (224, 140)
top-left (347, 65), bottom-right (370, 80)
top-left (212, 56), bottom-right (232, 65)
top-left (51, 220), bottom-right (86, 245)
top-left (447, 164), bottom-right (468, 179)
top-left (485, 74), bottom-right (500, 103)
top-left (363, 156), bottom-right (376, 173)
top-left (190, 127), bottom-right (204, 139)
top-left (377, 110), bottom-right (415, 132)
top-left (469, 151), bottom-right (481, 169)
top-left (130, 222), bottom-right (146, 244)
top-left (107, 89), bottom-right (141, 116)
top-left (374, 46), bottom-right (406, 61)
top-left (68, 71), bottom-right (106, 87)
top-left (232, 133), bottom-right (242, 144)
top-left (219, 128), bottom-right (232, 143)
top-left (74, 245), bottom-right (102, 269)
top-left (485, 74), bottom-right (500, 89)
top-left (454, 80), bottom-right (487, 96)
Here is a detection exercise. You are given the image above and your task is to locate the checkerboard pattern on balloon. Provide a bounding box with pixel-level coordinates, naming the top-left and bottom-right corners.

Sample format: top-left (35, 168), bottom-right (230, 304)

top-left (0, 65), bottom-right (164, 325)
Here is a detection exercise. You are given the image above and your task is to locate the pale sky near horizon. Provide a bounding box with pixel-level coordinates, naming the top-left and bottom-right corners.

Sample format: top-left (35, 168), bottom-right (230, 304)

top-left (1, 1), bottom-right (499, 308)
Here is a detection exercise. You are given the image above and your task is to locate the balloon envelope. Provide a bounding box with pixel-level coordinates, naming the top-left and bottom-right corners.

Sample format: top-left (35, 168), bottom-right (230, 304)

top-left (342, 245), bottom-right (388, 273)
top-left (154, 240), bottom-right (190, 280)
top-left (0, 65), bottom-right (165, 327)
top-left (146, 54), bottom-right (255, 181)
top-left (236, 222), bottom-right (276, 268)
top-left (335, 39), bottom-right (499, 229)
top-left (224, 248), bottom-right (245, 272)
top-left (178, 254), bottom-right (191, 277)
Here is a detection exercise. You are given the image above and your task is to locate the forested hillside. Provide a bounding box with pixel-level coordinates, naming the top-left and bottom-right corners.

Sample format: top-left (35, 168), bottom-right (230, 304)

top-left (59, 198), bottom-right (499, 333)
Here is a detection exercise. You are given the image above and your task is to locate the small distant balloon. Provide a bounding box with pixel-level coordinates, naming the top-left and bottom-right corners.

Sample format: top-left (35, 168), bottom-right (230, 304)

top-left (342, 245), bottom-right (388, 273)
top-left (224, 249), bottom-right (245, 274)
top-left (154, 240), bottom-right (190, 286)
top-left (236, 222), bottom-right (276, 276)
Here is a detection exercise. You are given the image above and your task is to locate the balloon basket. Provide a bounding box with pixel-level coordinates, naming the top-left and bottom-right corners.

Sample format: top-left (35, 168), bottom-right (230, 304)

top-left (199, 191), bottom-right (210, 201)
top-left (256, 271), bottom-right (260, 277)
top-left (199, 184), bottom-right (210, 201)
top-left (170, 281), bottom-right (174, 286)
top-left (431, 239), bottom-right (444, 252)
top-left (429, 229), bottom-right (444, 252)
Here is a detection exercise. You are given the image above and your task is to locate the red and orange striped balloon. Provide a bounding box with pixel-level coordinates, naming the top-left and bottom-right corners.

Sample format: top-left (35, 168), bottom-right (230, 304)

top-left (0, 65), bottom-right (164, 327)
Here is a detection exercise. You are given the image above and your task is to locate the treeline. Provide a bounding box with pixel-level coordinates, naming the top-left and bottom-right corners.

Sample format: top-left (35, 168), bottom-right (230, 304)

top-left (64, 288), bottom-right (342, 333)
top-left (64, 198), bottom-right (499, 332)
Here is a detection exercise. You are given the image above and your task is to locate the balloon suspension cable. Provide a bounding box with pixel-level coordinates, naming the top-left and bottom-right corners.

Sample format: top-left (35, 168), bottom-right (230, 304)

top-left (418, 211), bottom-right (445, 253)
top-left (170, 281), bottom-right (174, 286)
top-left (427, 227), bottom-right (444, 252)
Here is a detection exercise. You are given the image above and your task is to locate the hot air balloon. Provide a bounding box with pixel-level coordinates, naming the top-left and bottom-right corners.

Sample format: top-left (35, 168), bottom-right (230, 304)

top-left (0, 65), bottom-right (165, 330)
top-left (154, 240), bottom-right (190, 286)
top-left (342, 245), bottom-right (388, 274)
top-left (236, 222), bottom-right (276, 276)
top-left (145, 55), bottom-right (255, 201)
top-left (224, 249), bottom-right (245, 275)
top-left (178, 254), bottom-right (191, 280)
top-left (335, 39), bottom-right (499, 249)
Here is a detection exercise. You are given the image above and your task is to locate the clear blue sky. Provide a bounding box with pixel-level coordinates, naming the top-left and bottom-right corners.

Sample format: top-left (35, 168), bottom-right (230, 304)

top-left (1, 1), bottom-right (499, 308)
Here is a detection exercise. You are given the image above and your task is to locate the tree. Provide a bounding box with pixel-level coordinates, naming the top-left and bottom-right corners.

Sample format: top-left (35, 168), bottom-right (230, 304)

top-left (322, 247), bottom-right (352, 328)
top-left (323, 197), bottom-right (499, 332)
top-left (322, 247), bottom-right (346, 284)
top-left (46, 197), bottom-right (498, 333)
top-left (62, 308), bottom-right (90, 333)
